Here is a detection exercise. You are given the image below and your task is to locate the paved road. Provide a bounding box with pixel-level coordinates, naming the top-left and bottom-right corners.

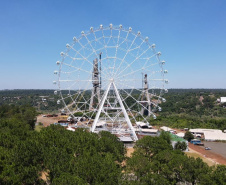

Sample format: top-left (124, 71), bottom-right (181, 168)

top-left (203, 141), bottom-right (226, 158)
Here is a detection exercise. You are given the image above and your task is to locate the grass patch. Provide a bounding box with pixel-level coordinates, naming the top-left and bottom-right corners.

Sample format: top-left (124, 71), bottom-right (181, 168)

top-left (185, 152), bottom-right (216, 166)
top-left (35, 125), bottom-right (43, 132)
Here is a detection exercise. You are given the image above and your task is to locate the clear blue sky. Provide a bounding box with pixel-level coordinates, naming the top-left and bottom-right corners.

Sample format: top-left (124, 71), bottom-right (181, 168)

top-left (0, 0), bottom-right (225, 89)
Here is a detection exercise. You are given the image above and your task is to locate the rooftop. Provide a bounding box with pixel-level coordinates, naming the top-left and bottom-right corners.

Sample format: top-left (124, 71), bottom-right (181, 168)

top-left (190, 128), bottom-right (226, 141)
top-left (170, 133), bottom-right (186, 142)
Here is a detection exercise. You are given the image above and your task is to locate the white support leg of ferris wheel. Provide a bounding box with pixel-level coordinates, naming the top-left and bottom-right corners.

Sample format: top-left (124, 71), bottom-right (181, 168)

top-left (91, 82), bottom-right (112, 132)
top-left (112, 82), bottom-right (138, 141)
top-left (91, 81), bottom-right (138, 141)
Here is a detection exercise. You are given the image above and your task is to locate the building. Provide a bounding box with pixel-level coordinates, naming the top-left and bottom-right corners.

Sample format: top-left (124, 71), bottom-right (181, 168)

top-left (190, 128), bottom-right (226, 141)
top-left (170, 133), bottom-right (189, 151)
top-left (219, 97), bottom-right (226, 103)
top-left (136, 122), bottom-right (152, 129)
top-left (160, 126), bottom-right (177, 134)
top-left (176, 132), bottom-right (185, 138)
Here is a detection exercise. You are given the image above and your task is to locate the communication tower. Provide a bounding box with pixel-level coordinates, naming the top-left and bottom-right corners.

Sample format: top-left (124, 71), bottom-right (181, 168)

top-left (89, 58), bottom-right (101, 110)
top-left (140, 74), bottom-right (152, 116)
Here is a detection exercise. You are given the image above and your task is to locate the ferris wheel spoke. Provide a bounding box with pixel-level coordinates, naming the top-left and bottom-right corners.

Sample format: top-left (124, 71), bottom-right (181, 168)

top-left (116, 62), bottom-right (158, 80)
top-left (112, 28), bottom-right (121, 76)
top-left (117, 30), bottom-right (130, 48)
top-left (101, 109), bottom-right (115, 122)
top-left (83, 34), bottom-right (100, 57)
top-left (92, 31), bottom-right (106, 51)
top-left (114, 34), bottom-right (138, 76)
top-left (116, 80), bottom-right (142, 93)
top-left (63, 63), bottom-right (92, 75)
top-left (78, 81), bottom-right (109, 111)
top-left (129, 38), bottom-right (145, 53)
top-left (119, 92), bottom-right (138, 124)
top-left (101, 29), bottom-right (109, 58)
top-left (117, 46), bottom-right (152, 77)
top-left (69, 78), bottom-right (93, 109)
top-left (77, 37), bottom-right (93, 53)
top-left (70, 47), bottom-right (93, 66)
top-left (100, 30), bottom-right (116, 80)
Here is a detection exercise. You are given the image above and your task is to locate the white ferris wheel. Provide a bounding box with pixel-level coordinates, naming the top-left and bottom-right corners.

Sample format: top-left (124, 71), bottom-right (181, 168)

top-left (53, 24), bottom-right (168, 141)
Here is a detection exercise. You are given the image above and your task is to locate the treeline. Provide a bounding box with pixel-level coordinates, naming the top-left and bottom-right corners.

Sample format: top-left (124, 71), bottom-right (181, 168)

top-left (167, 88), bottom-right (226, 94)
top-left (152, 89), bottom-right (226, 130)
top-left (1, 105), bottom-right (226, 184)
top-left (161, 90), bottom-right (226, 117)
top-left (0, 90), bottom-right (63, 112)
top-left (1, 89), bottom-right (226, 129)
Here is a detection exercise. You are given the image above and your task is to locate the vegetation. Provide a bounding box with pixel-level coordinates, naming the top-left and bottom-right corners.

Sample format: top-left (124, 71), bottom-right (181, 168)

top-left (174, 141), bottom-right (187, 151)
top-left (1, 89), bottom-right (226, 129)
top-left (0, 105), bottom-right (125, 184)
top-left (150, 89), bottom-right (226, 131)
top-left (0, 104), bottom-right (226, 184)
top-left (184, 131), bottom-right (195, 142)
top-left (125, 136), bottom-right (226, 185)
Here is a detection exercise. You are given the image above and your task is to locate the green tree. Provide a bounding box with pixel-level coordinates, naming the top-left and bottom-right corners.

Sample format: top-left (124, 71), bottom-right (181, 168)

top-left (174, 141), bottom-right (187, 151)
top-left (159, 131), bottom-right (171, 144)
top-left (184, 131), bottom-right (194, 142)
top-left (52, 173), bottom-right (85, 185)
top-left (211, 165), bottom-right (226, 185)
top-left (99, 131), bottom-right (125, 162)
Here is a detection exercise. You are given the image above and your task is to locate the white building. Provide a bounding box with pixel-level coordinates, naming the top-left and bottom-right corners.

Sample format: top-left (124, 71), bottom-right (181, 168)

top-left (176, 132), bottom-right (185, 138)
top-left (139, 129), bottom-right (158, 134)
top-left (160, 126), bottom-right (174, 132)
top-left (190, 128), bottom-right (226, 141)
top-left (136, 122), bottom-right (152, 129)
top-left (220, 97), bottom-right (226, 103)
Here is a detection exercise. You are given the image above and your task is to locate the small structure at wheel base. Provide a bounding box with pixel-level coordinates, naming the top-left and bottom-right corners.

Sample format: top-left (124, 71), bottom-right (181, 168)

top-left (170, 133), bottom-right (189, 151)
top-left (118, 136), bottom-right (134, 147)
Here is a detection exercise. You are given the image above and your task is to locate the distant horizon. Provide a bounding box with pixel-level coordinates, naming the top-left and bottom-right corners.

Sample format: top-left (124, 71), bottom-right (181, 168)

top-left (1, 88), bottom-right (226, 91)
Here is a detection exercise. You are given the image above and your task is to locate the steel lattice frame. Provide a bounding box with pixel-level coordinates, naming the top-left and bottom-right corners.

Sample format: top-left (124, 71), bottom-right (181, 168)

top-left (54, 24), bottom-right (168, 140)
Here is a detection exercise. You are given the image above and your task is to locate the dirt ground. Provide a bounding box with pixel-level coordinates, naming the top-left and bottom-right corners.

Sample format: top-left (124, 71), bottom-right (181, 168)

top-left (126, 147), bottom-right (134, 157)
top-left (36, 115), bottom-right (59, 127)
top-left (185, 148), bottom-right (217, 166)
top-left (188, 143), bottom-right (226, 165)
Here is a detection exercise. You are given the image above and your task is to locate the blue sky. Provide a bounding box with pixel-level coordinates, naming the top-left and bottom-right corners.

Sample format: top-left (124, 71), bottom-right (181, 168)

top-left (0, 0), bottom-right (225, 89)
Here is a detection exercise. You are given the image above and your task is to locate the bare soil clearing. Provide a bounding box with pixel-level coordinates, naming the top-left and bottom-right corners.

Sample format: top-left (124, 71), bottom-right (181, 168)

top-left (37, 115), bottom-right (59, 127)
top-left (126, 147), bottom-right (134, 157)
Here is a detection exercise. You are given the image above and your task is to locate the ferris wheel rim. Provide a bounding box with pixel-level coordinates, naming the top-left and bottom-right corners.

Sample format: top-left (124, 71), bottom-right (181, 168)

top-left (54, 24), bottom-right (168, 140)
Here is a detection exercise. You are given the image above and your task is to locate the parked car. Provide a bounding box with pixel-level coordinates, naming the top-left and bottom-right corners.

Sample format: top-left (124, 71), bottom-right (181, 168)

top-left (195, 143), bottom-right (204, 146)
top-left (205, 147), bottom-right (211, 150)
